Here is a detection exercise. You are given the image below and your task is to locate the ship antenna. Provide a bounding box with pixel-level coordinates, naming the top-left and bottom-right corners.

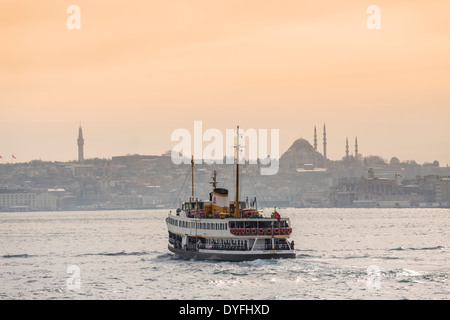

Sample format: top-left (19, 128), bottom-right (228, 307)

top-left (191, 155), bottom-right (194, 198)
top-left (235, 125), bottom-right (240, 218)
top-left (212, 170), bottom-right (217, 189)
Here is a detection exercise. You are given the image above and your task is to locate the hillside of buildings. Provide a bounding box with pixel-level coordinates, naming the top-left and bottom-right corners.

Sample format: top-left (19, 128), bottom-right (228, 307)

top-left (1, 139), bottom-right (449, 211)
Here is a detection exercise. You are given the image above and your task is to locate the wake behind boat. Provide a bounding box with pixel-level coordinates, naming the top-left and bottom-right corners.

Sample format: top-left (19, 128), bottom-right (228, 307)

top-left (166, 126), bottom-right (296, 261)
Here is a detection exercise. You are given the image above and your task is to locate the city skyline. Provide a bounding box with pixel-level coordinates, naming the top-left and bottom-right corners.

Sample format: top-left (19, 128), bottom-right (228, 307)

top-left (0, 122), bottom-right (447, 166)
top-left (1, 1), bottom-right (449, 164)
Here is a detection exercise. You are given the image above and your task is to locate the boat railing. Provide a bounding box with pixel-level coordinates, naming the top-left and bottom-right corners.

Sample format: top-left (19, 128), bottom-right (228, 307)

top-left (186, 242), bottom-right (293, 252)
top-left (264, 244), bottom-right (292, 250)
top-left (189, 243), bottom-right (250, 251)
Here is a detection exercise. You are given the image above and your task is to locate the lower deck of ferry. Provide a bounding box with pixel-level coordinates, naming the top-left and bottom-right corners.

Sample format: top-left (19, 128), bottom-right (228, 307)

top-left (168, 231), bottom-right (296, 261)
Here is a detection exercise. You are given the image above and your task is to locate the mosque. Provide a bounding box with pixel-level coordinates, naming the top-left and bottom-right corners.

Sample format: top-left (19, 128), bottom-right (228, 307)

top-left (279, 124), bottom-right (359, 171)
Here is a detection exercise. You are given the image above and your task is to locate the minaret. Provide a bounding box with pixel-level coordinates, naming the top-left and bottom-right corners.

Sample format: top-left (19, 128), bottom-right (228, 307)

top-left (345, 138), bottom-right (349, 160)
top-left (323, 123), bottom-right (327, 161)
top-left (355, 136), bottom-right (358, 160)
top-left (77, 125), bottom-right (84, 163)
top-left (313, 125), bottom-right (318, 151)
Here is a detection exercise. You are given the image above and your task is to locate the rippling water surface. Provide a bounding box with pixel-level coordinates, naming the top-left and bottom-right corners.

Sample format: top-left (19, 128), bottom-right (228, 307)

top-left (0, 208), bottom-right (448, 299)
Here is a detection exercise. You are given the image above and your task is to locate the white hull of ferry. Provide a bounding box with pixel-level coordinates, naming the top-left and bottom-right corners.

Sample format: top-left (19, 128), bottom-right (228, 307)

top-left (168, 244), bottom-right (295, 261)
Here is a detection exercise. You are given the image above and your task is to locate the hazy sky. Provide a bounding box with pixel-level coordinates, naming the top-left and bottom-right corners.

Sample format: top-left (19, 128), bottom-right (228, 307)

top-left (1, 0), bottom-right (449, 164)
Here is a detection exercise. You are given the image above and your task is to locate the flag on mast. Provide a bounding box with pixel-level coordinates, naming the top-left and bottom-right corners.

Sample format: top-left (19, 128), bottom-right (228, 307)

top-left (274, 210), bottom-right (281, 221)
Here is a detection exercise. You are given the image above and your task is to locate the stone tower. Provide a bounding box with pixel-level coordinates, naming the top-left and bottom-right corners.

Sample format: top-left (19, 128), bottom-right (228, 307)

top-left (77, 125), bottom-right (84, 163)
top-left (323, 123), bottom-right (327, 161)
top-left (345, 138), bottom-right (349, 160)
top-left (313, 125), bottom-right (318, 151)
top-left (355, 136), bottom-right (358, 160)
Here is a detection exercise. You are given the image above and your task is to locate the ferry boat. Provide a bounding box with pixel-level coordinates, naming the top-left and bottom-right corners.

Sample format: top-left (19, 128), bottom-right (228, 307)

top-left (166, 127), bottom-right (296, 261)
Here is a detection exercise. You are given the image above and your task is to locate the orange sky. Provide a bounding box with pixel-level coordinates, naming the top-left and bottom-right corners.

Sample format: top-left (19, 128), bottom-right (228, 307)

top-left (1, 0), bottom-right (449, 164)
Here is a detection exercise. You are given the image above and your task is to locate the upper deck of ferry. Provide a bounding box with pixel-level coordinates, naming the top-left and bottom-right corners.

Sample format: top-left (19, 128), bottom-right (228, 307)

top-left (169, 197), bottom-right (293, 237)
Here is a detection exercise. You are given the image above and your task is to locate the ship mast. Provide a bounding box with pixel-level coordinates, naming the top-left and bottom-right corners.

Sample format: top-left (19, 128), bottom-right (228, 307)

top-left (191, 155), bottom-right (194, 198)
top-left (234, 126), bottom-right (240, 218)
top-left (212, 170), bottom-right (217, 189)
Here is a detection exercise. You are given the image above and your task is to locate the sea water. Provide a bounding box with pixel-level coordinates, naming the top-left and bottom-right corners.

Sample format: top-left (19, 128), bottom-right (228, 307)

top-left (0, 208), bottom-right (448, 300)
